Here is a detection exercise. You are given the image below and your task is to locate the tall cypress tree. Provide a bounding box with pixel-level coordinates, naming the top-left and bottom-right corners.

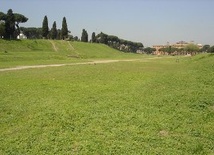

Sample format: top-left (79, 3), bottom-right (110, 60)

top-left (42, 15), bottom-right (49, 39)
top-left (91, 32), bottom-right (96, 43)
top-left (81, 29), bottom-right (88, 42)
top-left (61, 17), bottom-right (68, 40)
top-left (5, 9), bottom-right (15, 39)
top-left (50, 21), bottom-right (57, 39)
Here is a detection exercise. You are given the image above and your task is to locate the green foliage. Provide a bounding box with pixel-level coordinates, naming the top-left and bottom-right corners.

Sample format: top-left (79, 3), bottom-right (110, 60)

top-left (95, 32), bottom-right (144, 53)
top-left (0, 10), bottom-right (28, 39)
top-left (73, 36), bottom-right (79, 41)
top-left (159, 46), bottom-right (178, 54)
top-left (0, 11), bottom-right (6, 20)
top-left (81, 29), bottom-right (88, 42)
top-left (5, 9), bottom-right (15, 39)
top-left (144, 47), bottom-right (156, 54)
top-left (61, 17), bottom-right (68, 40)
top-left (200, 44), bottom-right (210, 52)
top-left (185, 43), bottom-right (199, 54)
top-left (50, 21), bottom-right (57, 39)
top-left (14, 13), bottom-right (28, 23)
top-left (13, 13), bottom-right (28, 35)
top-left (20, 27), bottom-right (42, 39)
top-left (96, 32), bottom-right (108, 44)
top-left (0, 22), bottom-right (5, 37)
top-left (207, 46), bottom-right (214, 53)
top-left (42, 16), bottom-right (49, 39)
top-left (91, 32), bottom-right (96, 43)
top-left (0, 54), bottom-right (213, 154)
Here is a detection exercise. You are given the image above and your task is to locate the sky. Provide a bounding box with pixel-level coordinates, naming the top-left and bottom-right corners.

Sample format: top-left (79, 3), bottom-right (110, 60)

top-left (1, 0), bottom-right (214, 47)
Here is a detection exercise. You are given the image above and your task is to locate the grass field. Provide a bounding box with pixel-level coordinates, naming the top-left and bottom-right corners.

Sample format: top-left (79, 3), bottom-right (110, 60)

top-left (0, 40), bottom-right (214, 154)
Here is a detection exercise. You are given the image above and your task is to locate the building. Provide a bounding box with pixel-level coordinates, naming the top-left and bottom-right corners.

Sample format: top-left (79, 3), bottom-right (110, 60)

top-left (172, 41), bottom-right (188, 49)
top-left (17, 31), bottom-right (27, 39)
top-left (153, 41), bottom-right (202, 55)
top-left (152, 45), bottom-right (166, 55)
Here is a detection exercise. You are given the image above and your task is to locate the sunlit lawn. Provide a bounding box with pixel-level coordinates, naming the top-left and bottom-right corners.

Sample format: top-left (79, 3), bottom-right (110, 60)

top-left (0, 54), bottom-right (214, 154)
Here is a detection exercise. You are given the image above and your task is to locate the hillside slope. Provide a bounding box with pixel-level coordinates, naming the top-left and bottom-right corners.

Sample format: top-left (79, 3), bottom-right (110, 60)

top-left (0, 39), bottom-right (146, 68)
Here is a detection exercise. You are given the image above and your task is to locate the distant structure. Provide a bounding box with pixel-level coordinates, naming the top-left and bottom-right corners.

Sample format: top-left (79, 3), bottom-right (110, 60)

top-left (153, 41), bottom-right (202, 55)
top-left (17, 31), bottom-right (27, 39)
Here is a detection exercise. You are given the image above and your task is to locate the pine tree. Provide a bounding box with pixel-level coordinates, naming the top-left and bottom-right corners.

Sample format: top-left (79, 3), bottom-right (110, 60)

top-left (42, 15), bottom-right (49, 39)
top-left (61, 17), bottom-right (68, 40)
top-left (50, 21), bottom-right (57, 39)
top-left (81, 29), bottom-right (88, 42)
top-left (0, 10), bottom-right (28, 39)
top-left (91, 32), bottom-right (96, 43)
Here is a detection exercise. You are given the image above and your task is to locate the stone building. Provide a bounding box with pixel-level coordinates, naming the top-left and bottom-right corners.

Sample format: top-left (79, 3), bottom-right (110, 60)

top-left (153, 41), bottom-right (202, 55)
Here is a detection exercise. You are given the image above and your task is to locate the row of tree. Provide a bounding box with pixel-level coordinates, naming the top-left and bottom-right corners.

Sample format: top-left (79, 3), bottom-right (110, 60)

top-left (0, 9), bottom-right (143, 53)
top-left (91, 32), bottom-right (144, 53)
top-left (41, 15), bottom-right (69, 40)
top-left (1, 9), bottom-right (144, 53)
top-left (2, 9), bottom-right (213, 54)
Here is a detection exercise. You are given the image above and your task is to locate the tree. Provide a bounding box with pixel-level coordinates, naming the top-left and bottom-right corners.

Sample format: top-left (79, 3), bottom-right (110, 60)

top-left (5, 9), bottom-right (15, 39)
top-left (0, 12), bottom-right (6, 20)
top-left (200, 45), bottom-right (210, 52)
top-left (81, 29), bottom-right (88, 42)
top-left (50, 21), bottom-right (57, 39)
top-left (0, 10), bottom-right (28, 39)
top-left (0, 12), bottom-right (5, 37)
top-left (42, 16), bottom-right (49, 39)
top-left (20, 27), bottom-right (42, 39)
top-left (61, 17), bottom-right (68, 40)
top-left (185, 43), bottom-right (199, 55)
top-left (0, 22), bottom-right (5, 38)
top-left (144, 47), bottom-right (156, 54)
top-left (94, 32), bottom-right (144, 53)
top-left (96, 32), bottom-right (107, 44)
top-left (208, 46), bottom-right (214, 53)
top-left (73, 36), bottom-right (79, 41)
top-left (91, 32), bottom-right (96, 43)
top-left (14, 13), bottom-right (28, 36)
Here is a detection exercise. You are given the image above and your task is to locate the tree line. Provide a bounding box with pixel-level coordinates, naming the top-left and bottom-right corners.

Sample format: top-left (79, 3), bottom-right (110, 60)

top-left (41, 15), bottom-right (69, 40)
top-left (1, 9), bottom-right (144, 53)
top-left (93, 32), bottom-right (144, 53)
top-left (1, 9), bottom-right (213, 54)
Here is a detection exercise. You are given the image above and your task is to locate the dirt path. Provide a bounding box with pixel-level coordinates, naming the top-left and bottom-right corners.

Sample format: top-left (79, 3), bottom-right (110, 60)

top-left (67, 41), bottom-right (75, 50)
top-left (0, 59), bottom-right (141, 72)
top-left (67, 41), bottom-right (80, 57)
top-left (49, 40), bottom-right (58, 52)
top-left (0, 57), bottom-right (165, 72)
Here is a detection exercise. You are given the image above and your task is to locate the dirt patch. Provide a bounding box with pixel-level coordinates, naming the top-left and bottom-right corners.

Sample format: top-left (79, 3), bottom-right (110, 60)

top-left (159, 130), bottom-right (169, 137)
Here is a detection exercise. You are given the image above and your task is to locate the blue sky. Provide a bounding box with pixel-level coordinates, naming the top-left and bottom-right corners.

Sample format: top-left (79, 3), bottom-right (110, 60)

top-left (1, 0), bottom-right (214, 46)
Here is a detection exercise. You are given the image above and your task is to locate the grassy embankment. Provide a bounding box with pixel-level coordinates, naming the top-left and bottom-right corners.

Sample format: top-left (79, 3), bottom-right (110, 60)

top-left (0, 39), bottom-right (149, 68)
top-left (0, 40), bottom-right (213, 154)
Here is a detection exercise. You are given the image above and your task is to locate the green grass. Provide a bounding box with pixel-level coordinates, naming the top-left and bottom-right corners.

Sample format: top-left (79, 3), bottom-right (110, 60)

top-left (0, 39), bottom-right (149, 68)
top-left (0, 53), bottom-right (213, 154)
